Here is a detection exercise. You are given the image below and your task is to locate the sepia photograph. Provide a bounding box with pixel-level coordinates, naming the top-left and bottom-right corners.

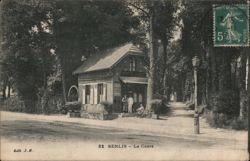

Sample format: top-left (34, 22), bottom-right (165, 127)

top-left (0, 0), bottom-right (249, 160)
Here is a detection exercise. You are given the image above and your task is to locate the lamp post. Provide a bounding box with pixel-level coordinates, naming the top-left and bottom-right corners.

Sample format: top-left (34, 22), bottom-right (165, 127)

top-left (247, 52), bottom-right (250, 158)
top-left (192, 56), bottom-right (200, 134)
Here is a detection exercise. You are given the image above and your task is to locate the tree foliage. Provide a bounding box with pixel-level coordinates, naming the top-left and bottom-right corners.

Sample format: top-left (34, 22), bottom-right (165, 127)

top-left (0, 0), bottom-right (140, 112)
top-left (1, 0), bottom-right (55, 112)
top-left (127, 0), bottom-right (178, 109)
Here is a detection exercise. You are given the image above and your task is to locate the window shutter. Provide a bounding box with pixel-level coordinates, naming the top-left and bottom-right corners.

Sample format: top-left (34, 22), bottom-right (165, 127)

top-left (82, 85), bottom-right (86, 104)
top-left (94, 84), bottom-right (98, 104)
top-left (103, 83), bottom-right (107, 101)
top-left (90, 85), bottom-right (94, 104)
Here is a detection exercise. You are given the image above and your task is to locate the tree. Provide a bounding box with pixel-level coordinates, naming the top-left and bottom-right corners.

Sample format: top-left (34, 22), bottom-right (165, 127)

top-left (1, 0), bottom-right (55, 112)
top-left (127, 0), bottom-right (177, 110)
top-left (53, 0), bottom-right (139, 103)
top-left (175, 0), bottom-right (249, 122)
top-left (1, 0), bottom-right (140, 113)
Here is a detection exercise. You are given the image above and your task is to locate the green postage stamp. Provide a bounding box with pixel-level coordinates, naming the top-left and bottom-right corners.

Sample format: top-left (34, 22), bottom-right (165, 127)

top-left (213, 4), bottom-right (249, 47)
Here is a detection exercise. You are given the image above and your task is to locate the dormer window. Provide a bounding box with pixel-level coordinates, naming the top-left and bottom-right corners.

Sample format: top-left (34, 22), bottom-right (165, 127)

top-left (129, 57), bottom-right (136, 71)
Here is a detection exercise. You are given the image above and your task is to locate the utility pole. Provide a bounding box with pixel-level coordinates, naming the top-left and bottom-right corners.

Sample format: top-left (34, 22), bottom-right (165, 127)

top-left (192, 56), bottom-right (200, 134)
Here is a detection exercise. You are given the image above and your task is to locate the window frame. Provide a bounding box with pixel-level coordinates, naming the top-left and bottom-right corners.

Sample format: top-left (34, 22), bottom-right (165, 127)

top-left (85, 85), bottom-right (91, 104)
top-left (97, 83), bottom-right (104, 103)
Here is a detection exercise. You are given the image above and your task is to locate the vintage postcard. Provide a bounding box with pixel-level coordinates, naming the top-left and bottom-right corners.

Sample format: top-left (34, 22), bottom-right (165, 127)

top-left (0, 0), bottom-right (249, 160)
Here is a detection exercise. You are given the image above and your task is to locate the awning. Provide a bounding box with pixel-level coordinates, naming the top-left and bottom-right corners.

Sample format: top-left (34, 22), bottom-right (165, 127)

top-left (119, 76), bottom-right (148, 84)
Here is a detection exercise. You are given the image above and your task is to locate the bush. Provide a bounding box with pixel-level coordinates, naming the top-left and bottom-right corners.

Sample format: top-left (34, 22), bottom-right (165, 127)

top-left (64, 101), bottom-right (81, 112)
top-left (205, 110), bottom-right (247, 130)
top-left (150, 96), bottom-right (171, 115)
top-left (161, 96), bottom-right (171, 114)
top-left (150, 99), bottom-right (162, 114)
top-left (205, 89), bottom-right (245, 130)
top-left (206, 111), bottom-right (229, 128)
top-left (1, 97), bottom-right (26, 112)
top-left (100, 101), bottom-right (113, 114)
top-left (23, 100), bottom-right (37, 113)
top-left (47, 95), bottom-right (64, 114)
top-left (240, 91), bottom-right (248, 119)
top-left (36, 95), bottom-right (64, 114)
top-left (1, 94), bottom-right (64, 114)
top-left (208, 90), bottom-right (240, 116)
top-left (186, 101), bottom-right (195, 110)
top-left (230, 118), bottom-right (248, 130)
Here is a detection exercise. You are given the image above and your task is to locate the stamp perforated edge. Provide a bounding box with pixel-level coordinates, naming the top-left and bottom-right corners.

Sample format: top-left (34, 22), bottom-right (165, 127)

top-left (213, 3), bottom-right (250, 47)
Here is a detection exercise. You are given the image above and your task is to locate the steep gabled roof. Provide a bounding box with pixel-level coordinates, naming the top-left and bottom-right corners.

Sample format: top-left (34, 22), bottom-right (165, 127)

top-left (73, 43), bottom-right (143, 75)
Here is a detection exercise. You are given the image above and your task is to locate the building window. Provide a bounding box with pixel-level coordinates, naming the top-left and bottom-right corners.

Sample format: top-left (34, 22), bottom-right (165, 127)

top-left (85, 85), bottom-right (90, 104)
top-left (129, 57), bottom-right (136, 71)
top-left (98, 83), bottom-right (103, 103)
top-left (84, 83), bottom-right (107, 104)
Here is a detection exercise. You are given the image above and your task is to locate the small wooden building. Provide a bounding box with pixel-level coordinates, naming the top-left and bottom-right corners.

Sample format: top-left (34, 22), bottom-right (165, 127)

top-left (73, 43), bottom-right (148, 112)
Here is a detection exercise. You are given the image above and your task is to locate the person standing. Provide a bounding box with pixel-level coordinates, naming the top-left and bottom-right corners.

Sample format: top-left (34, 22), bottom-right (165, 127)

top-left (127, 95), bottom-right (134, 113)
top-left (122, 95), bottom-right (128, 113)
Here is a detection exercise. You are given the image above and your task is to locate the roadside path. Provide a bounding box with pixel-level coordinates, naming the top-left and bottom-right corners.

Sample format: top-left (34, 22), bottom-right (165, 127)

top-left (0, 102), bottom-right (247, 161)
top-left (1, 102), bottom-right (247, 143)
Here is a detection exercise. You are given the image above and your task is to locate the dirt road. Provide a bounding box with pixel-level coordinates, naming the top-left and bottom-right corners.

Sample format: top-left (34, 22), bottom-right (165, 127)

top-left (0, 107), bottom-right (248, 160)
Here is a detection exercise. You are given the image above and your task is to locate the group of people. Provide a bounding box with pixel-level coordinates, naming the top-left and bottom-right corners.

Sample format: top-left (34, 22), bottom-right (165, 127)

top-left (121, 95), bottom-right (144, 115)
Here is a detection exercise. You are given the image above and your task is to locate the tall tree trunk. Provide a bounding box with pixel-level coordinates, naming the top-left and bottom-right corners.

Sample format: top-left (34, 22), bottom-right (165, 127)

top-left (224, 51), bottom-right (232, 90)
top-left (162, 70), bottom-right (167, 95)
top-left (2, 85), bottom-right (6, 100)
top-left (218, 50), bottom-right (232, 91)
top-left (162, 39), bottom-right (168, 96)
top-left (146, 3), bottom-right (156, 110)
top-left (210, 49), bottom-right (217, 93)
top-left (205, 47), bottom-right (210, 105)
top-left (41, 56), bottom-right (49, 114)
top-left (182, 75), bottom-right (186, 102)
top-left (7, 81), bottom-right (11, 98)
top-left (200, 46), bottom-right (208, 105)
top-left (2, 76), bottom-right (7, 100)
top-left (60, 56), bottom-right (67, 104)
top-left (238, 53), bottom-right (246, 119)
top-left (176, 74), bottom-right (184, 101)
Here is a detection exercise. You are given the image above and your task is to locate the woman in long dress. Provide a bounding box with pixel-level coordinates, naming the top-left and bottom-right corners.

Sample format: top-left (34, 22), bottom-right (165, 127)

top-left (127, 95), bottom-right (134, 113)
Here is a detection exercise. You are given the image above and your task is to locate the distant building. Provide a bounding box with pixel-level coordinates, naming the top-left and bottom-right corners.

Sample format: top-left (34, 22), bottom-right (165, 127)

top-left (73, 43), bottom-right (147, 112)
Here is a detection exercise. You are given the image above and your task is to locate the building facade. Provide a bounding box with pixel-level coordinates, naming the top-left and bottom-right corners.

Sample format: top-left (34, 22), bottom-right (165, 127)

top-left (73, 43), bottom-right (148, 112)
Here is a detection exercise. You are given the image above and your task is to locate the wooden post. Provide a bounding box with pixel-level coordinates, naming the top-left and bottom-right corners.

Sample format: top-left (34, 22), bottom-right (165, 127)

top-left (192, 56), bottom-right (200, 134)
